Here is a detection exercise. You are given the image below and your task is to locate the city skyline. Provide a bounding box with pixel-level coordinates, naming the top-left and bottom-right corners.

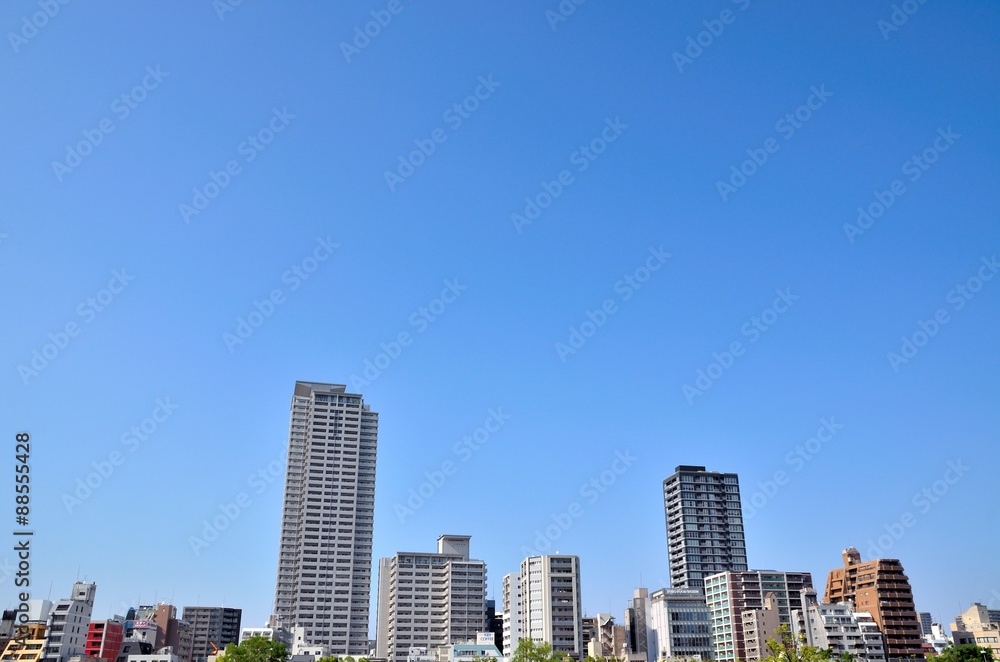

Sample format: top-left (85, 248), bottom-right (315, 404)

top-left (4, 1), bottom-right (998, 649)
top-left (7, 378), bottom-right (994, 638)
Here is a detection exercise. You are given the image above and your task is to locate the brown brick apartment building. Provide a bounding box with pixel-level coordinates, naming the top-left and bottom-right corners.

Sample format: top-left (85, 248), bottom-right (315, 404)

top-left (824, 547), bottom-right (924, 661)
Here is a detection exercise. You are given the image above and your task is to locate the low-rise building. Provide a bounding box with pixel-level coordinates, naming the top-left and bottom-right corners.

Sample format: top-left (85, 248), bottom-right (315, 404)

top-left (625, 589), bottom-right (653, 662)
top-left (181, 608), bottom-right (241, 662)
top-left (647, 588), bottom-right (712, 662)
top-left (85, 621), bottom-right (125, 662)
top-left (0, 623), bottom-right (48, 662)
top-left (125, 652), bottom-right (179, 662)
top-left (237, 628), bottom-right (290, 646)
top-left (583, 614), bottom-right (623, 659)
top-left (922, 622), bottom-right (949, 656)
top-left (437, 636), bottom-right (506, 662)
top-left (742, 593), bottom-right (781, 662)
top-left (792, 588), bottom-right (886, 662)
top-left (43, 582), bottom-right (97, 662)
top-left (950, 604), bottom-right (1000, 658)
top-left (114, 641), bottom-right (152, 662)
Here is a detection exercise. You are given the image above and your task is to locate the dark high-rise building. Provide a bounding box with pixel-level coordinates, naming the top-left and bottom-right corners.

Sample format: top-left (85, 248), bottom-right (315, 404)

top-left (0, 610), bottom-right (18, 653)
top-left (625, 588), bottom-right (650, 658)
top-left (825, 548), bottom-right (924, 661)
top-left (181, 607), bottom-right (242, 662)
top-left (663, 465), bottom-right (748, 589)
top-left (917, 612), bottom-right (933, 637)
top-left (486, 600), bottom-right (504, 652)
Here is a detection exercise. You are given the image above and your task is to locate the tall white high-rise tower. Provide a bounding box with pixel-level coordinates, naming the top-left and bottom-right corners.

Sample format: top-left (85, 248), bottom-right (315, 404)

top-left (271, 382), bottom-right (378, 655)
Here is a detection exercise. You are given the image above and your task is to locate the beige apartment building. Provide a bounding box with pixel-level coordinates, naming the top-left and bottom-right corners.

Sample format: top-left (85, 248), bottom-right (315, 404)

top-left (0, 625), bottom-right (47, 662)
top-left (951, 603), bottom-right (1000, 658)
top-left (375, 535), bottom-right (487, 662)
top-left (742, 593), bottom-right (781, 662)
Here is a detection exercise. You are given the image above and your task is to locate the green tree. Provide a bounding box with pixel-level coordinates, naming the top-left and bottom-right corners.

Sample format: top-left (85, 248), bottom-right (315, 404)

top-left (759, 624), bottom-right (849, 662)
top-left (509, 639), bottom-right (571, 662)
top-left (315, 656), bottom-right (341, 662)
top-left (934, 645), bottom-right (995, 662)
top-left (218, 637), bottom-right (288, 662)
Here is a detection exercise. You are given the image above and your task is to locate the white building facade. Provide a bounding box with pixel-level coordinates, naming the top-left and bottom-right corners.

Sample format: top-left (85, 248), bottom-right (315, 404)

top-left (792, 588), bottom-right (886, 662)
top-left (375, 535), bottom-right (487, 662)
top-left (502, 573), bottom-right (522, 655)
top-left (270, 382), bottom-right (378, 656)
top-left (647, 587), bottom-right (712, 661)
top-left (518, 556), bottom-right (582, 659)
top-left (42, 582), bottom-right (96, 662)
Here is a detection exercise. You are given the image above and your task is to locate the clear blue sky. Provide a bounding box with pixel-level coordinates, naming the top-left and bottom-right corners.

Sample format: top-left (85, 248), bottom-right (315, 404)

top-left (2, 0), bottom-right (998, 637)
